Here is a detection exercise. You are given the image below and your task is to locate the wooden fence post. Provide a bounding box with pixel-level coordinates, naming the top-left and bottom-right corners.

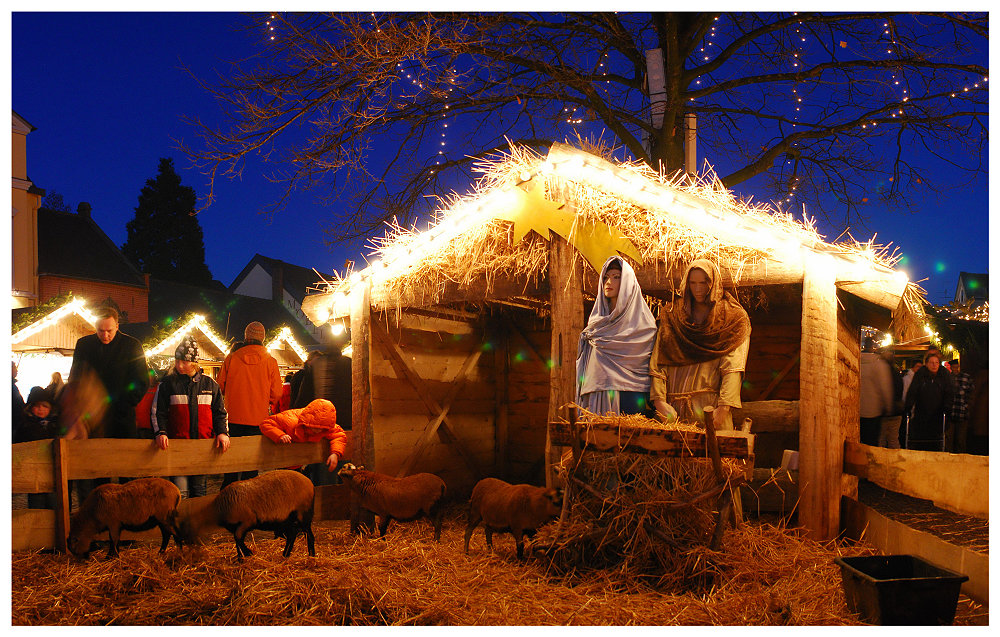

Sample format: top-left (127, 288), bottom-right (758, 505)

top-left (546, 234), bottom-right (583, 489)
top-left (52, 438), bottom-right (71, 553)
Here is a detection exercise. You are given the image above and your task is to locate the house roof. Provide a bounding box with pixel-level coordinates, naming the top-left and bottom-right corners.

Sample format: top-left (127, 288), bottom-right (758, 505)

top-left (303, 143), bottom-right (924, 340)
top-left (127, 277), bottom-right (322, 352)
top-left (37, 208), bottom-right (146, 288)
top-left (229, 254), bottom-right (336, 304)
top-left (956, 272), bottom-right (988, 302)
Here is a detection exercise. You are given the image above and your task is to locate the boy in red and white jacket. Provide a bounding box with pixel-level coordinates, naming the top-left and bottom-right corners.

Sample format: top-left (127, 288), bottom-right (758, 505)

top-left (152, 336), bottom-right (230, 497)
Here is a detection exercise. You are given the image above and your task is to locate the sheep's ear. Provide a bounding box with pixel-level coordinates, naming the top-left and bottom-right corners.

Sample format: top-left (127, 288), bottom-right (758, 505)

top-left (357, 465), bottom-right (365, 471)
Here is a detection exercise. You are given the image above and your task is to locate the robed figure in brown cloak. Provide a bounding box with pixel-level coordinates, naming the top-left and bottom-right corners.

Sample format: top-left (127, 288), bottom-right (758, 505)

top-left (649, 259), bottom-right (751, 430)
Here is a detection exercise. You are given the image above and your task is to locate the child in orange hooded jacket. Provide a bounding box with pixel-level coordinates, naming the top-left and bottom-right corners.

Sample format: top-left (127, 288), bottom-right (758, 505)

top-left (259, 399), bottom-right (347, 472)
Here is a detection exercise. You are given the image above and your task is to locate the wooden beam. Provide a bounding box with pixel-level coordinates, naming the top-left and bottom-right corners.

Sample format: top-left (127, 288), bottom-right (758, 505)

top-left (60, 437), bottom-right (329, 480)
top-left (843, 441), bottom-right (988, 518)
top-left (507, 318), bottom-right (549, 365)
top-left (549, 418), bottom-right (754, 458)
top-left (350, 280), bottom-right (375, 469)
top-left (545, 233), bottom-right (584, 488)
top-left (798, 252), bottom-right (842, 541)
top-left (370, 319), bottom-right (484, 480)
top-left (730, 400), bottom-right (799, 433)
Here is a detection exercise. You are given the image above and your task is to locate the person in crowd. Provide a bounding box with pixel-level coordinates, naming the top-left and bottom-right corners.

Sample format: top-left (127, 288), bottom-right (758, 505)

top-left (576, 256), bottom-right (657, 416)
top-left (903, 350), bottom-right (952, 451)
top-left (291, 331), bottom-right (352, 485)
top-left (152, 337), bottom-right (230, 498)
top-left (966, 363), bottom-right (988, 455)
top-left (273, 372), bottom-right (294, 415)
top-left (135, 368), bottom-right (162, 440)
top-left (947, 358), bottom-right (973, 453)
top-left (12, 362), bottom-right (25, 443)
top-left (649, 259), bottom-right (751, 431)
top-left (898, 359), bottom-right (923, 448)
top-left (68, 305), bottom-right (149, 500)
top-left (859, 339), bottom-right (895, 446)
top-left (259, 398), bottom-right (347, 477)
top-left (877, 348), bottom-right (904, 449)
top-left (16, 386), bottom-right (62, 508)
top-left (217, 321), bottom-right (281, 488)
top-left (46, 372), bottom-right (66, 403)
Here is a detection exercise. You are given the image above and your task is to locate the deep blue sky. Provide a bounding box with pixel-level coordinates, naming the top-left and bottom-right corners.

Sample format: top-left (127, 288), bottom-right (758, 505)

top-left (11, 11), bottom-right (989, 304)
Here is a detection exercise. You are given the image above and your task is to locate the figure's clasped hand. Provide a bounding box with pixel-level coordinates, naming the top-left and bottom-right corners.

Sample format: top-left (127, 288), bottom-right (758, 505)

top-left (653, 399), bottom-right (678, 424)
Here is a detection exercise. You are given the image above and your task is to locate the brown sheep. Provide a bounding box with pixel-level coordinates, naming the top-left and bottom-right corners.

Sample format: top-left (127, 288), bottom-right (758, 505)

top-left (464, 477), bottom-right (562, 559)
top-left (337, 463), bottom-right (446, 541)
top-left (178, 470), bottom-right (315, 561)
top-left (67, 477), bottom-right (181, 559)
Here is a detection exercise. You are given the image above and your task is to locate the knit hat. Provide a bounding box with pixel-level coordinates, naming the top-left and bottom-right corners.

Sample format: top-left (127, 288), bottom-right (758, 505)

top-left (174, 335), bottom-right (199, 361)
top-left (25, 385), bottom-right (55, 407)
top-left (245, 321), bottom-right (266, 342)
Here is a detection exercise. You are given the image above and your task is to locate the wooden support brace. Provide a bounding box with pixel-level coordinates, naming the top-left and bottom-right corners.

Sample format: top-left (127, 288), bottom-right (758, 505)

top-left (371, 319), bottom-right (484, 479)
top-left (52, 437), bottom-right (71, 553)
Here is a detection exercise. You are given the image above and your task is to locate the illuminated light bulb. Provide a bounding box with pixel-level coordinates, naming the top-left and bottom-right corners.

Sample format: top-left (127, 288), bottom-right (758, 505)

top-left (331, 323), bottom-right (346, 337)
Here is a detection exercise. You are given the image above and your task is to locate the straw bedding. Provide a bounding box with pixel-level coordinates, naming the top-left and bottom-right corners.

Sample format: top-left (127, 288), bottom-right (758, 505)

top-left (12, 514), bottom-right (858, 626)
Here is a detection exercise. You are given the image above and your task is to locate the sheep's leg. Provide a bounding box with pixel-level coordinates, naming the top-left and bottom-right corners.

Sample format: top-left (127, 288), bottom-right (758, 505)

top-left (377, 515), bottom-right (391, 538)
top-left (431, 504), bottom-right (443, 542)
top-left (463, 512), bottom-right (481, 554)
top-left (485, 527), bottom-right (494, 550)
top-left (106, 524), bottom-right (121, 559)
top-left (234, 523), bottom-right (254, 560)
top-left (157, 523), bottom-right (171, 553)
top-left (304, 523), bottom-right (316, 557)
top-left (282, 523), bottom-right (297, 558)
top-left (513, 529), bottom-right (525, 560)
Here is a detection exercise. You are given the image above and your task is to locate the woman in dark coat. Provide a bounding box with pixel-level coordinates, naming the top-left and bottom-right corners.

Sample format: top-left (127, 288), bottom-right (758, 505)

top-left (903, 351), bottom-right (952, 451)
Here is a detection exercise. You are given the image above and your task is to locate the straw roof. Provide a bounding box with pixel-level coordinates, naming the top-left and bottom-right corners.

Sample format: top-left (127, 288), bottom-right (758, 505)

top-left (303, 143), bottom-right (925, 340)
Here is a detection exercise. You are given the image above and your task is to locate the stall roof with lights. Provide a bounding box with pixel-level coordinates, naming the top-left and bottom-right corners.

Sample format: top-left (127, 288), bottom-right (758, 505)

top-left (264, 326), bottom-right (309, 368)
top-left (144, 314), bottom-right (232, 365)
top-left (302, 143), bottom-right (925, 341)
top-left (11, 297), bottom-right (97, 353)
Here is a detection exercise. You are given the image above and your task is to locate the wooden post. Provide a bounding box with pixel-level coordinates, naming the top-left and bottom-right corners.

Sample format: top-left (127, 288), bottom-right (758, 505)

top-left (349, 280), bottom-right (376, 533)
top-left (350, 280), bottom-right (375, 469)
top-left (798, 252), bottom-right (841, 541)
top-left (52, 437), bottom-right (71, 553)
top-left (492, 320), bottom-right (510, 478)
top-left (545, 234), bottom-right (584, 488)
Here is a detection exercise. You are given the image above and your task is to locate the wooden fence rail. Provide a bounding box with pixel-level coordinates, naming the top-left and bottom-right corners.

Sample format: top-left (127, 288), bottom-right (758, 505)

top-left (12, 437), bottom-right (350, 552)
top-left (842, 441), bottom-right (988, 518)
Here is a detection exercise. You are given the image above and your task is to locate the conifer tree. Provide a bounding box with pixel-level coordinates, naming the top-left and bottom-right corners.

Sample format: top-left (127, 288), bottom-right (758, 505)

top-left (121, 158), bottom-right (214, 285)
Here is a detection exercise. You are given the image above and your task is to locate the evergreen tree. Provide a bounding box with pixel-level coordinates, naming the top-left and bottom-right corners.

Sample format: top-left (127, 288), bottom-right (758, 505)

top-left (121, 158), bottom-right (214, 285)
top-left (41, 190), bottom-right (71, 212)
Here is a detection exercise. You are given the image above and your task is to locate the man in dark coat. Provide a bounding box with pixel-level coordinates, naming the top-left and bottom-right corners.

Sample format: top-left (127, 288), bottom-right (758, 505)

top-left (291, 329), bottom-right (352, 486)
top-left (68, 305), bottom-right (149, 499)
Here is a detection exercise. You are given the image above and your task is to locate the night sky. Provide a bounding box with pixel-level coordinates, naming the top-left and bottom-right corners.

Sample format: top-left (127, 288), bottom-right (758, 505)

top-left (11, 11), bottom-right (990, 305)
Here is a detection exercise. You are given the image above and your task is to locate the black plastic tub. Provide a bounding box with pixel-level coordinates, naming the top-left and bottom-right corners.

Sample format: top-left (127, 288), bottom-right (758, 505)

top-left (834, 555), bottom-right (968, 625)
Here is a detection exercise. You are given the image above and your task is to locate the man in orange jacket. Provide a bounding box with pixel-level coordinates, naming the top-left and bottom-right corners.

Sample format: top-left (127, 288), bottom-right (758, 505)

top-left (259, 399), bottom-right (347, 474)
top-left (218, 321), bottom-right (283, 488)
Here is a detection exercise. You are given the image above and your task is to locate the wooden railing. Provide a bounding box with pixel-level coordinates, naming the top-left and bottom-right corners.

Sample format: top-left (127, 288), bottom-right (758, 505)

top-left (843, 441), bottom-right (988, 518)
top-left (12, 437), bottom-right (351, 552)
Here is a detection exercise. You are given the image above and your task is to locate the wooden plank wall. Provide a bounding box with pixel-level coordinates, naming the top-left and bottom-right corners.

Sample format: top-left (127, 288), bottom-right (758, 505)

top-left (503, 318), bottom-right (551, 484)
top-left (370, 312), bottom-right (495, 497)
top-left (742, 288), bottom-right (802, 467)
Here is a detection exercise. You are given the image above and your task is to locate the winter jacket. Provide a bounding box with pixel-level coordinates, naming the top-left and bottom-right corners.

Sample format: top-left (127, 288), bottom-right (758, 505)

top-left (259, 399), bottom-right (348, 457)
top-left (135, 382), bottom-right (158, 433)
top-left (859, 352), bottom-right (895, 419)
top-left (217, 341), bottom-right (282, 427)
top-left (904, 365), bottom-right (952, 442)
top-left (69, 331), bottom-right (149, 438)
top-left (15, 413), bottom-right (59, 443)
top-left (152, 370), bottom-right (228, 440)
